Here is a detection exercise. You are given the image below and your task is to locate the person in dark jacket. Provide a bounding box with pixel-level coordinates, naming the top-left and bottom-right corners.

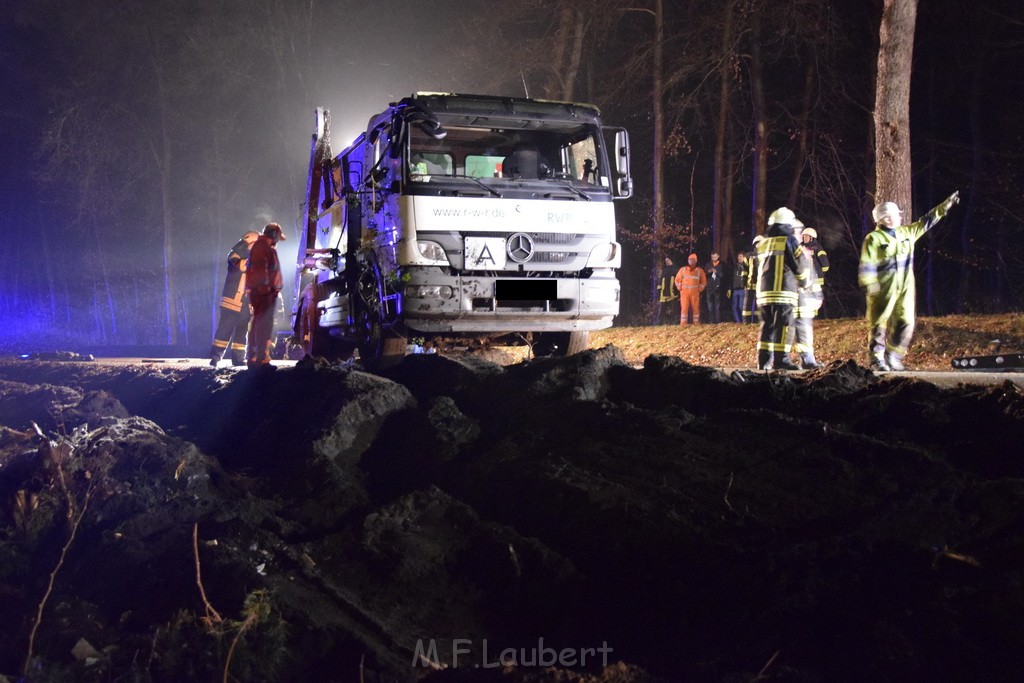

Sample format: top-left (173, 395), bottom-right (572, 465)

top-left (246, 223), bottom-right (286, 368)
top-left (704, 252), bottom-right (726, 323)
top-left (731, 251), bottom-right (749, 323)
top-left (210, 230), bottom-right (259, 367)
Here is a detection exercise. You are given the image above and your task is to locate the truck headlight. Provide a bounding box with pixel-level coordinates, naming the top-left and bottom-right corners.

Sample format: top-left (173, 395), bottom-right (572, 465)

top-left (586, 242), bottom-right (620, 266)
top-left (417, 240), bottom-right (449, 264)
top-left (406, 285), bottom-right (454, 300)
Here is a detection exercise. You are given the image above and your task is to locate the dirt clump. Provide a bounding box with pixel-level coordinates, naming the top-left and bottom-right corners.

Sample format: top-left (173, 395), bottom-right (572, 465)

top-left (1, 348), bottom-right (1023, 681)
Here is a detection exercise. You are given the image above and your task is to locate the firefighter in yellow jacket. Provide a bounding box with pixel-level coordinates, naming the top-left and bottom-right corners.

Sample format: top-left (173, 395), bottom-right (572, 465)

top-left (210, 230), bottom-right (259, 366)
top-left (858, 191), bottom-right (959, 371)
top-left (674, 253), bottom-right (706, 325)
top-left (755, 208), bottom-right (808, 370)
top-left (788, 225), bottom-right (829, 369)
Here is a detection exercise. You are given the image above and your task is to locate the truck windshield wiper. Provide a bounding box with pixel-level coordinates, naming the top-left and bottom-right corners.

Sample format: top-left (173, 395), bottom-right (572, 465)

top-left (557, 182), bottom-right (592, 201)
top-left (453, 175), bottom-right (502, 197)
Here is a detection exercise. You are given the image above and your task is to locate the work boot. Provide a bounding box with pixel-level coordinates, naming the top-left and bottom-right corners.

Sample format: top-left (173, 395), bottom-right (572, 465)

top-left (885, 352), bottom-right (906, 371)
top-left (230, 355), bottom-right (246, 367)
top-left (800, 354), bottom-right (822, 369)
top-left (869, 356), bottom-right (891, 372)
top-left (209, 356), bottom-right (220, 368)
top-left (773, 353), bottom-right (800, 371)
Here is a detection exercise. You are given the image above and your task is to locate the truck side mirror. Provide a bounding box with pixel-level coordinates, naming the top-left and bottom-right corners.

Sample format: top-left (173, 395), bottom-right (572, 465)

top-left (613, 128), bottom-right (632, 199)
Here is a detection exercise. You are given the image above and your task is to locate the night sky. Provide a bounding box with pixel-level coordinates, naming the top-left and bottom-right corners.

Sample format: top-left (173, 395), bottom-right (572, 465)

top-left (2, 0), bottom-right (1023, 351)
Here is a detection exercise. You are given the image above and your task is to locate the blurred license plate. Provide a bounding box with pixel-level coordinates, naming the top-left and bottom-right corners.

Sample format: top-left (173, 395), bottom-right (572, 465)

top-left (496, 280), bottom-right (556, 301)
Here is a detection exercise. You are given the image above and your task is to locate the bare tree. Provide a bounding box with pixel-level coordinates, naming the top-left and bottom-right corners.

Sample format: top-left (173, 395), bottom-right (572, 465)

top-left (873, 0), bottom-right (917, 209)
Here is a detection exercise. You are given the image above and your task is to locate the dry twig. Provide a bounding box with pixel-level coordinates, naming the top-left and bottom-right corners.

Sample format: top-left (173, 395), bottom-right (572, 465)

top-left (23, 432), bottom-right (95, 676)
top-left (222, 608), bottom-right (258, 683)
top-left (193, 523), bottom-right (223, 626)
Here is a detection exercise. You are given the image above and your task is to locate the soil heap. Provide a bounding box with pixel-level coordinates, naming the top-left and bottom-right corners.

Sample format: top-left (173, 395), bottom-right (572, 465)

top-left (1, 349), bottom-right (1023, 681)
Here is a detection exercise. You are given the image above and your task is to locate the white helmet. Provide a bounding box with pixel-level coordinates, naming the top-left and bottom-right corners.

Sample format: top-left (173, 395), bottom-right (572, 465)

top-left (767, 207), bottom-right (796, 226)
top-left (872, 201), bottom-right (902, 223)
top-left (752, 234), bottom-right (765, 245)
top-left (802, 228), bottom-right (817, 239)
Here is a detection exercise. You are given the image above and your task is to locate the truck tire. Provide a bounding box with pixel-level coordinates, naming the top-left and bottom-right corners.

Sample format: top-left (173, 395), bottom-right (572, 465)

top-left (532, 331), bottom-right (590, 358)
top-left (565, 330), bottom-right (590, 355)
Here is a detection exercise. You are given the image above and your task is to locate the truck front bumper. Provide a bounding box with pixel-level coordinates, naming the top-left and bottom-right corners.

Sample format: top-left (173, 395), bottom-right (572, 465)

top-left (401, 271), bottom-right (619, 333)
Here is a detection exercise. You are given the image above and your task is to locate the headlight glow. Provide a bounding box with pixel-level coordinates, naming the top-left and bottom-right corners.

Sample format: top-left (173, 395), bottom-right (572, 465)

top-left (417, 240), bottom-right (448, 263)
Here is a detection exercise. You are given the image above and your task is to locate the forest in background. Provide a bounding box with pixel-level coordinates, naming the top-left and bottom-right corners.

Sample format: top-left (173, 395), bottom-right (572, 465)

top-left (1, 0), bottom-right (1023, 348)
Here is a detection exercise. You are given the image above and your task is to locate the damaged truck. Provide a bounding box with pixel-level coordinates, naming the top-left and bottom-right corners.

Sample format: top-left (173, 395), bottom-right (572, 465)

top-left (292, 92), bottom-right (632, 368)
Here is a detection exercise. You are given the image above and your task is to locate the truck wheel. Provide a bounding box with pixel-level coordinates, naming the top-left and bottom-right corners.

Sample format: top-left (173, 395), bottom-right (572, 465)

top-left (532, 331), bottom-right (590, 358)
top-left (565, 330), bottom-right (590, 355)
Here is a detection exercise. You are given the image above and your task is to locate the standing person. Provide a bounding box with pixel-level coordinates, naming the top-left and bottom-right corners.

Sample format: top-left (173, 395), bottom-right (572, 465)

top-left (755, 208), bottom-right (808, 370)
top-left (744, 236), bottom-right (764, 324)
top-left (859, 192), bottom-right (959, 371)
top-left (674, 253), bottom-right (707, 325)
top-left (246, 223), bottom-right (287, 368)
top-left (210, 230), bottom-right (260, 367)
top-left (704, 252), bottom-right (725, 323)
top-left (789, 225), bottom-right (830, 368)
top-left (731, 251), bottom-right (749, 323)
top-left (656, 256), bottom-right (679, 325)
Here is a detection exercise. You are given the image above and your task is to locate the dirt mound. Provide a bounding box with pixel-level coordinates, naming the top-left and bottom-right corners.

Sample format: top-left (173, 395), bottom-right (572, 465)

top-left (1, 349), bottom-right (1023, 681)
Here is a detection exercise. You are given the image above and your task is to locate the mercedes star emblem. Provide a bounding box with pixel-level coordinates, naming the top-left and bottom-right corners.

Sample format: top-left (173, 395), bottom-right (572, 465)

top-left (506, 232), bottom-right (535, 263)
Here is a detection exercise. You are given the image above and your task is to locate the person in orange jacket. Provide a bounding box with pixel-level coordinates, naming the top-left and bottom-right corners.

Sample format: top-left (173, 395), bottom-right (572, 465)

top-left (673, 253), bottom-right (707, 325)
top-left (245, 223), bottom-right (286, 368)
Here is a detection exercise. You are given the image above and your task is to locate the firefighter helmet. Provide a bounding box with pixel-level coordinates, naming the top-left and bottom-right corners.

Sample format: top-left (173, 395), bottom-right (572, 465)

top-left (802, 228), bottom-right (818, 239)
top-left (767, 207), bottom-right (796, 226)
top-left (872, 201), bottom-right (902, 223)
top-left (752, 235), bottom-right (765, 245)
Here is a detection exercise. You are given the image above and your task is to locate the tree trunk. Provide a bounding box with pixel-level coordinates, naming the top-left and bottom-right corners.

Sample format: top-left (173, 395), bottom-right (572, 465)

top-left (723, 151), bottom-right (738, 257)
top-left (712, 0), bottom-right (734, 253)
top-left (749, 13), bottom-right (767, 234)
top-left (957, 53), bottom-right (983, 313)
top-left (788, 58), bottom-right (815, 208)
top-left (150, 33), bottom-right (179, 345)
top-left (563, 8), bottom-right (586, 101)
top-left (873, 0), bottom-right (917, 210)
top-left (650, 0), bottom-right (665, 323)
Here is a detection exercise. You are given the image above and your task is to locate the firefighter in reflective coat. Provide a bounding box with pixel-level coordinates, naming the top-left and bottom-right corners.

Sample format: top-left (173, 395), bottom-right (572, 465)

top-left (210, 230), bottom-right (259, 367)
top-left (789, 225), bottom-right (830, 368)
top-left (858, 191), bottom-right (959, 371)
top-left (674, 253), bottom-right (706, 325)
top-left (755, 208), bottom-right (808, 370)
top-left (246, 223), bottom-right (286, 368)
top-left (744, 236), bottom-right (764, 324)
top-left (657, 256), bottom-right (679, 324)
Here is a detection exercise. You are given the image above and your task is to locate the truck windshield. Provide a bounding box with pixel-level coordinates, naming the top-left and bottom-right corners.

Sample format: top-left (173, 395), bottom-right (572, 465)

top-left (407, 124), bottom-right (608, 190)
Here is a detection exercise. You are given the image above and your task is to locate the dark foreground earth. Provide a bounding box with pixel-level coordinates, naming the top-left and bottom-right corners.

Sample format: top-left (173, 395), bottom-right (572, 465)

top-left (1, 348), bottom-right (1024, 682)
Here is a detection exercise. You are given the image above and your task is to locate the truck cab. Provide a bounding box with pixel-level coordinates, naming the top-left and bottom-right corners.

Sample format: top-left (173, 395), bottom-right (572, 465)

top-left (293, 93), bottom-right (631, 367)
